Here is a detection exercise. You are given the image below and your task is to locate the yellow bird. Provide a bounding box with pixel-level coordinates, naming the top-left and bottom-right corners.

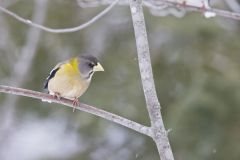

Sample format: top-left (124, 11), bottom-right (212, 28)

top-left (44, 55), bottom-right (104, 111)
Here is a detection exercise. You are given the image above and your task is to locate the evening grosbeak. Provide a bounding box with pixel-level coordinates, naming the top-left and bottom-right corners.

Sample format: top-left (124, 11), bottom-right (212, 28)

top-left (44, 55), bottom-right (104, 112)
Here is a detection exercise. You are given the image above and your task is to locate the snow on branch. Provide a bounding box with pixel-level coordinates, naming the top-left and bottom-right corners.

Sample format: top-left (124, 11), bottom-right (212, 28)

top-left (78, 0), bottom-right (240, 20)
top-left (154, 0), bottom-right (240, 20)
top-left (0, 0), bottom-right (239, 34)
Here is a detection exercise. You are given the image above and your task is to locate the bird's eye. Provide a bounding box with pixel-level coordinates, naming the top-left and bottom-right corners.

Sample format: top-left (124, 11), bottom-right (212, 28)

top-left (88, 63), bottom-right (95, 68)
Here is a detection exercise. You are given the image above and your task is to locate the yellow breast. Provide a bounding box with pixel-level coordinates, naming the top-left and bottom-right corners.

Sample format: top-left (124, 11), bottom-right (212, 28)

top-left (47, 58), bottom-right (90, 99)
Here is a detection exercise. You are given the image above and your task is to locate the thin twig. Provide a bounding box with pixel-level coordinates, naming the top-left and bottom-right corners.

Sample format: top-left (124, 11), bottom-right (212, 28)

top-left (0, 0), bottom-right (239, 35)
top-left (77, 0), bottom-right (128, 8)
top-left (0, 85), bottom-right (153, 137)
top-left (161, 0), bottom-right (240, 20)
top-left (129, 0), bottom-right (174, 160)
top-left (0, 0), bottom-right (119, 33)
top-left (78, 0), bottom-right (240, 20)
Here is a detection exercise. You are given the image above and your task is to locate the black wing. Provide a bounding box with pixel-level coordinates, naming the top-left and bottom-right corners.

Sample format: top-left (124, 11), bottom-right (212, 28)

top-left (44, 67), bottom-right (60, 89)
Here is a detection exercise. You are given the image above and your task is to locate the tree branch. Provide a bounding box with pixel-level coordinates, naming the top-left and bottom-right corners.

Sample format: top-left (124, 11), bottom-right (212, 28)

top-left (0, 85), bottom-right (153, 137)
top-left (0, 0), bottom-right (119, 33)
top-left (78, 0), bottom-right (240, 20)
top-left (160, 0), bottom-right (240, 20)
top-left (0, 0), bottom-right (48, 139)
top-left (129, 0), bottom-right (174, 160)
top-left (1, 0), bottom-right (240, 35)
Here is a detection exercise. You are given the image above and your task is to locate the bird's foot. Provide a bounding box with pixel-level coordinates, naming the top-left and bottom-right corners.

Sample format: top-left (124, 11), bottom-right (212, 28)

top-left (72, 98), bottom-right (79, 112)
top-left (200, 4), bottom-right (206, 12)
top-left (53, 92), bottom-right (61, 100)
top-left (200, 0), bottom-right (210, 11)
top-left (180, 1), bottom-right (186, 7)
top-left (179, 0), bottom-right (187, 7)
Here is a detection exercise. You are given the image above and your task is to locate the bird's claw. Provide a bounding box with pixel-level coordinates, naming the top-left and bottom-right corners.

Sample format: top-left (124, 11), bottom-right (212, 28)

top-left (53, 92), bottom-right (61, 100)
top-left (72, 98), bottom-right (79, 112)
top-left (182, 1), bottom-right (186, 7)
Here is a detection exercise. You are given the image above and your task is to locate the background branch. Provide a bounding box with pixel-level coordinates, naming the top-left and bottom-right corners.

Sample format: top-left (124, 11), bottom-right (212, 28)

top-left (224, 0), bottom-right (240, 13)
top-left (0, 0), bottom-right (119, 33)
top-left (78, 0), bottom-right (240, 20)
top-left (129, 0), bottom-right (174, 160)
top-left (0, 0), bottom-right (239, 35)
top-left (0, 0), bottom-right (48, 141)
top-left (0, 85), bottom-right (153, 137)
top-left (161, 0), bottom-right (240, 20)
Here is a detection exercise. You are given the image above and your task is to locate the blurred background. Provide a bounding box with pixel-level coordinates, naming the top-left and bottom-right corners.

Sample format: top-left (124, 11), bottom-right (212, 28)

top-left (0, 0), bottom-right (240, 159)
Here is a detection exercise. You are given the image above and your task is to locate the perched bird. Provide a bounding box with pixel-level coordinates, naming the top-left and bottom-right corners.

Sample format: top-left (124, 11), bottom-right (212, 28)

top-left (44, 55), bottom-right (104, 112)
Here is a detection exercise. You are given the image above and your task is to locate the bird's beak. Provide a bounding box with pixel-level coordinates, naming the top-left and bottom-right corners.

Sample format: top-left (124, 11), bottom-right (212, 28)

top-left (93, 62), bottom-right (104, 72)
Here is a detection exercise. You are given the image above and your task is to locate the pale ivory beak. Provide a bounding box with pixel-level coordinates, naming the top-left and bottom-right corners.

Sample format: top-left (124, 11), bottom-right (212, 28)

top-left (93, 62), bottom-right (104, 72)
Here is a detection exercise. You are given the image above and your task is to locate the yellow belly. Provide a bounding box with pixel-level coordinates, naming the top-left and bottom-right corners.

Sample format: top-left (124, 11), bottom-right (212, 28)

top-left (48, 74), bottom-right (89, 99)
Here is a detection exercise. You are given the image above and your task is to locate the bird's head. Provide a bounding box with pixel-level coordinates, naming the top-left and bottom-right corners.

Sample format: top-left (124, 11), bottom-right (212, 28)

top-left (78, 55), bottom-right (104, 80)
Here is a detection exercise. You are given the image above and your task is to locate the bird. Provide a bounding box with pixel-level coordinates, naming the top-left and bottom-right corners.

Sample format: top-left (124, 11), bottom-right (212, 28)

top-left (44, 55), bottom-right (104, 112)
